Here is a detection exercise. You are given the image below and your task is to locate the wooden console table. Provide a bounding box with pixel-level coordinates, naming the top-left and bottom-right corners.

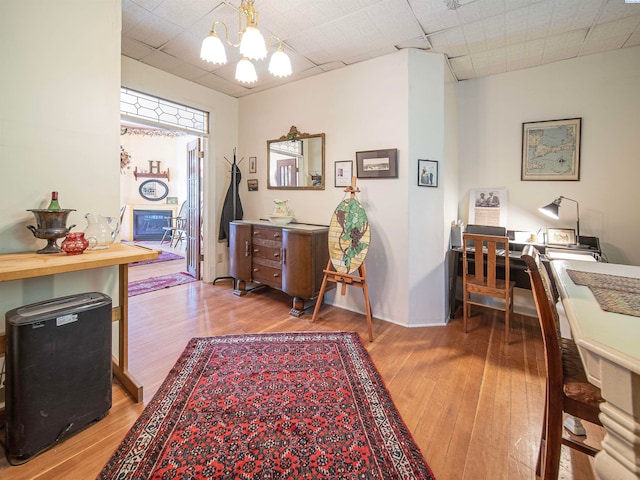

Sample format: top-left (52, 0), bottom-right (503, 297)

top-left (0, 243), bottom-right (157, 403)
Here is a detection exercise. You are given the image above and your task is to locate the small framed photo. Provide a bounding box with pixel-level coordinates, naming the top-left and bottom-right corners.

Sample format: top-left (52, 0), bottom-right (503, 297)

top-left (249, 156), bottom-right (257, 174)
top-left (522, 118), bottom-right (581, 181)
top-left (166, 196), bottom-right (178, 204)
top-left (547, 228), bottom-right (576, 246)
top-left (356, 149), bottom-right (398, 178)
top-left (418, 159), bottom-right (438, 187)
top-left (247, 179), bottom-right (258, 191)
top-left (334, 160), bottom-right (353, 187)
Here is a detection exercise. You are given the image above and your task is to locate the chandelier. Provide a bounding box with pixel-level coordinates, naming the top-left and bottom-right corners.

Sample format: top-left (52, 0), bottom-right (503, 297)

top-left (200, 0), bottom-right (292, 84)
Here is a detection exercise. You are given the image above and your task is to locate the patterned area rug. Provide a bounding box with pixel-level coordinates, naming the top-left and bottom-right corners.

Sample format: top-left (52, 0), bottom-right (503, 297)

top-left (129, 250), bottom-right (184, 266)
top-left (98, 332), bottom-right (435, 479)
top-left (128, 272), bottom-right (196, 297)
top-left (567, 269), bottom-right (640, 317)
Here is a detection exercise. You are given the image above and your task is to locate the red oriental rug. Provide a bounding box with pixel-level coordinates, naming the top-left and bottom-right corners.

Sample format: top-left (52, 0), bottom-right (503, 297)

top-left (98, 332), bottom-right (435, 479)
top-left (130, 250), bottom-right (184, 266)
top-left (128, 272), bottom-right (197, 297)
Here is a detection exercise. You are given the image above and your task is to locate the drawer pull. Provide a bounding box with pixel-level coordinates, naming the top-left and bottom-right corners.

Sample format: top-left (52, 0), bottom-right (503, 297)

top-left (273, 252), bottom-right (279, 258)
top-left (253, 268), bottom-right (260, 272)
top-left (273, 273), bottom-right (280, 278)
top-left (244, 241), bottom-right (250, 257)
top-left (273, 233), bottom-right (281, 239)
top-left (254, 248), bottom-right (260, 254)
top-left (282, 248), bottom-right (286, 265)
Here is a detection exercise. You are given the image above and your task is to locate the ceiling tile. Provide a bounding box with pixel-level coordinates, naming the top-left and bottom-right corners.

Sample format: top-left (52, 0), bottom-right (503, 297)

top-left (125, 12), bottom-right (184, 49)
top-left (151, 0), bottom-right (216, 29)
top-left (122, 37), bottom-right (155, 60)
top-left (429, 27), bottom-right (470, 57)
top-left (142, 50), bottom-right (186, 71)
top-left (504, 1), bottom-right (553, 45)
top-left (449, 55), bottom-right (475, 79)
top-left (166, 63), bottom-right (211, 81)
top-left (506, 38), bottom-right (544, 70)
top-left (542, 28), bottom-right (587, 63)
top-left (410, 0), bottom-right (461, 32)
top-left (129, 0), bottom-right (165, 11)
top-left (548, 0), bottom-right (602, 36)
top-left (597, 0), bottom-right (640, 24)
top-left (625, 30), bottom-right (640, 48)
top-left (582, 15), bottom-right (640, 55)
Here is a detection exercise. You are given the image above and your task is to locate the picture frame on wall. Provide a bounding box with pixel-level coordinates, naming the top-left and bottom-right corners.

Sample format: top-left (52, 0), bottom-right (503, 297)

top-left (417, 159), bottom-right (438, 187)
top-left (547, 228), bottom-right (576, 246)
top-left (249, 156), bottom-right (257, 174)
top-left (247, 179), bottom-right (258, 191)
top-left (356, 149), bottom-right (398, 178)
top-left (521, 117), bottom-right (581, 181)
top-left (334, 160), bottom-right (353, 187)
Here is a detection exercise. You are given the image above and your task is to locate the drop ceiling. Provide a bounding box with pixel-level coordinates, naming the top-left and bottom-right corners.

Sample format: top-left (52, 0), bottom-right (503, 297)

top-left (122, 0), bottom-right (640, 98)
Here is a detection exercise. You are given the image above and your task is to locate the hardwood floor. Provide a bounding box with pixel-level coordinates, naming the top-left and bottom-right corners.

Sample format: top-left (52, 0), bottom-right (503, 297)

top-left (0, 250), bottom-right (603, 479)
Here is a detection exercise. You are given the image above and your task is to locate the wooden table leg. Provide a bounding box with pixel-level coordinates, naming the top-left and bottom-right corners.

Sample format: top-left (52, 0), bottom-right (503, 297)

top-left (113, 264), bottom-right (143, 403)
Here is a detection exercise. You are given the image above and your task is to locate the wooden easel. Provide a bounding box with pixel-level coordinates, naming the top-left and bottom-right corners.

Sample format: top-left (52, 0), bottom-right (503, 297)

top-left (311, 177), bottom-right (373, 341)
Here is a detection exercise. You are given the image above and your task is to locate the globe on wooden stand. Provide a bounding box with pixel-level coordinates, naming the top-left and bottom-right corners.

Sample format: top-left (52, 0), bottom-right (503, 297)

top-left (27, 209), bottom-right (76, 254)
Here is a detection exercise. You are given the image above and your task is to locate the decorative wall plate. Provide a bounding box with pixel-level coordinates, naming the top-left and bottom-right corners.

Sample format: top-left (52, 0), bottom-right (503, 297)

top-left (328, 198), bottom-right (370, 274)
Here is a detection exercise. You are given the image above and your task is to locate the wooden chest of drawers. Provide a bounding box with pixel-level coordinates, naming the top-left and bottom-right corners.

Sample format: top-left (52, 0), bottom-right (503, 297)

top-left (229, 221), bottom-right (331, 316)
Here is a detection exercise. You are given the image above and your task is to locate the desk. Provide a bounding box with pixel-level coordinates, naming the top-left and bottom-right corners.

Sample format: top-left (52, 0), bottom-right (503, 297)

top-left (551, 260), bottom-right (640, 480)
top-left (448, 237), bottom-right (601, 319)
top-left (0, 243), bottom-right (158, 403)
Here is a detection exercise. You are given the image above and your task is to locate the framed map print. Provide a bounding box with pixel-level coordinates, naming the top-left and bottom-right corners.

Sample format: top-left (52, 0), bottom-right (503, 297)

top-left (521, 118), bottom-right (581, 181)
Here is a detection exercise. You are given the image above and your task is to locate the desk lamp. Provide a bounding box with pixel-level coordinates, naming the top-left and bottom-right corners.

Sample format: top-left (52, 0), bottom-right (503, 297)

top-left (539, 196), bottom-right (580, 246)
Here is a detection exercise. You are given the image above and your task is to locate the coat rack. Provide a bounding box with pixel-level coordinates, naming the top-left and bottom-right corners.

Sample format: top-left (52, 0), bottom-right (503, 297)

top-left (311, 176), bottom-right (373, 341)
top-left (213, 148), bottom-right (244, 286)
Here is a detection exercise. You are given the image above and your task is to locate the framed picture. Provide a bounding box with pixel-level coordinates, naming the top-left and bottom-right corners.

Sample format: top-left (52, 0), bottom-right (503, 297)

top-left (547, 228), bottom-right (576, 246)
top-left (521, 117), bottom-right (581, 181)
top-left (334, 160), bottom-right (353, 187)
top-left (249, 156), bottom-right (257, 174)
top-left (418, 159), bottom-right (438, 187)
top-left (247, 179), bottom-right (258, 191)
top-left (468, 188), bottom-right (508, 227)
top-left (166, 196), bottom-right (178, 204)
top-left (356, 149), bottom-right (398, 178)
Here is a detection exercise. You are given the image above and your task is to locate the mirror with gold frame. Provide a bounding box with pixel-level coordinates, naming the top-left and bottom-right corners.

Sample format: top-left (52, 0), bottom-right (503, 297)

top-left (267, 126), bottom-right (325, 190)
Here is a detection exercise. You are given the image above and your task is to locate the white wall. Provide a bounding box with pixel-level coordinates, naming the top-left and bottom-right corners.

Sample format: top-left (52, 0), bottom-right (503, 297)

top-left (121, 57), bottom-right (239, 282)
top-left (239, 50), bottom-right (450, 326)
top-left (0, 0), bottom-right (123, 332)
top-left (458, 45), bottom-right (640, 265)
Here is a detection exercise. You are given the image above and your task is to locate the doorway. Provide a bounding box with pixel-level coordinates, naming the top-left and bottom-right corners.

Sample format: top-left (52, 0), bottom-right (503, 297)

top-left (120, 123), bottom-right (204, 281)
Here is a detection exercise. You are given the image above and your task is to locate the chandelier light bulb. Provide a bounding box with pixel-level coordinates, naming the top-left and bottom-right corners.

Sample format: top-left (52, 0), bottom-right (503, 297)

top-left (268, 50), bottom-right (292, 78)
top-left (235, 57), bottom-right (258, 83)
top-left (200, 33), bottom-right (227, 64)
top-left (240, 26), bottom-right (267, 60)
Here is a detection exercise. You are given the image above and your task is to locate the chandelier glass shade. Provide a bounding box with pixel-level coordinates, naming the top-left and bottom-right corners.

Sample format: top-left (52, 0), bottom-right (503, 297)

top-left (235, 57), bottom-right (258, 83)
top-left (200, 0), bottom-right (292, 84)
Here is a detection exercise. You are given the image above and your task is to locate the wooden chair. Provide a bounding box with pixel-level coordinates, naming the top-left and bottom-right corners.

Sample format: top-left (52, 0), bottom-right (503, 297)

top-left (520, 245), bottom-right (603, 480)
top-left (462, 233), bottom-right (515, 344)
top-left (160, 201), bottom-right (187, 247)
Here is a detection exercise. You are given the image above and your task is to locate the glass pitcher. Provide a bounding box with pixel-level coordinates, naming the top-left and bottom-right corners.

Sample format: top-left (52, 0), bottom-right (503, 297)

top-left (84, 213), bottom-right (121, 250)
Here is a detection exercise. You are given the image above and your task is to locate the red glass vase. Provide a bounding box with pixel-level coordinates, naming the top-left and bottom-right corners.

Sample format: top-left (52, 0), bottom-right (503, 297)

top-left (61, 232), bottom-right (89, 255)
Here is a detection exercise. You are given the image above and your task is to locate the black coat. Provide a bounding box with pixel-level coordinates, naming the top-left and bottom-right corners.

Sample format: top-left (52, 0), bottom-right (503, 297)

top-left (218, 164), bottom-right (243, 245)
